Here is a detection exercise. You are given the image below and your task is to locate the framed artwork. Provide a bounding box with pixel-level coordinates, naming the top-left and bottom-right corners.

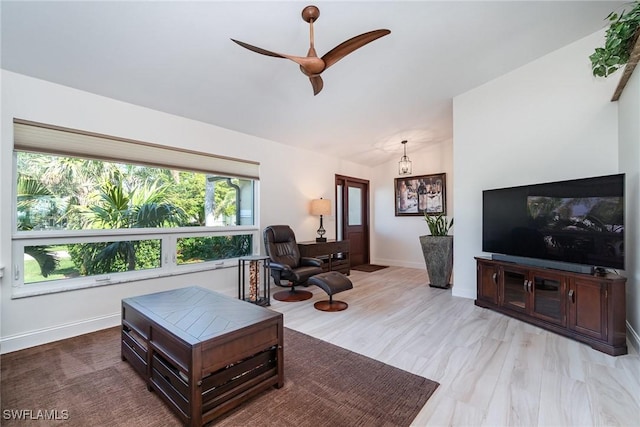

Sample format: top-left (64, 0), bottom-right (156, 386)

top-left (394, 173), bottom-right (446, 216)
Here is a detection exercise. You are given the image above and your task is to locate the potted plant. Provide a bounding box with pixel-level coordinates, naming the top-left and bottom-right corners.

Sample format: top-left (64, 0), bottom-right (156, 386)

top-left (419, 213), bottom-right (454, 289)
top-left (590, 1), bottom-right (640, 77)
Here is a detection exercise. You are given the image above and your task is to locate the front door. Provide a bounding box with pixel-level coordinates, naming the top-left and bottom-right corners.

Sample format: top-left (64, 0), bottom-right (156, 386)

top-left (335, 175), bottom-right (369, 267)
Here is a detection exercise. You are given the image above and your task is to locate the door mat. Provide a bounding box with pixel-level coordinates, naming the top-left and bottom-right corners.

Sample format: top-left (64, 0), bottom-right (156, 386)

top-left (351, 264), bottom-right (389, 272)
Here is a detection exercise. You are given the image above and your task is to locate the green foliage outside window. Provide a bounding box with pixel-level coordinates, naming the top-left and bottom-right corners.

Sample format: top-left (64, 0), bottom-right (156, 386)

top-left (178, 235), bottom-right (252, 264)
top-left (167, 172), bottom-right (206, 226)
top-left (17, 152), bottom-right (255, 283)
top-left (67, 240), bottom-right (161, 275)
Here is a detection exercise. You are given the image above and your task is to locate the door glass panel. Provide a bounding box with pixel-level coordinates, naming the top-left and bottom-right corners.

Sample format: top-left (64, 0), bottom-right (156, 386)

top-left (337, 184), bottom-right (344, 240)
top-left (533, 276), bottom-right (561, 320)
top-left (503, 270), bottom-right (526, 310)
top-left (348, 187), bottom-right (362, 226)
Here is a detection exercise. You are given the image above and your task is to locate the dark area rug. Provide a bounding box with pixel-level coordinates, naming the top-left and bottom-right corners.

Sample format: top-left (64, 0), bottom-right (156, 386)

top-left (1, 327), bottom-right (438, 427)
top-left (351, 264), bottom-right (389, 272)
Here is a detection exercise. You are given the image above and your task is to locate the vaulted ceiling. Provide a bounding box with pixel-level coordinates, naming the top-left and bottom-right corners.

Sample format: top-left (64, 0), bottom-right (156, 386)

top-left (1, 1), bottom-right (625, 166)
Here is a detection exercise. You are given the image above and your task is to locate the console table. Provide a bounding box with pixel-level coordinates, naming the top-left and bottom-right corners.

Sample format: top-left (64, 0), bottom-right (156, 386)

top-left (121, 286), bottom-right (284, 426)
top-left (298, 240), bottom-right (350, 275)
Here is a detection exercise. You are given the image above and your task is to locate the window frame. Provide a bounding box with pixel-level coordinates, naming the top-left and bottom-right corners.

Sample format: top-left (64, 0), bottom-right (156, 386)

top-left (12, 122), bottom-right (261, 299)
top-left (12, 226), bottom-right (260, 298)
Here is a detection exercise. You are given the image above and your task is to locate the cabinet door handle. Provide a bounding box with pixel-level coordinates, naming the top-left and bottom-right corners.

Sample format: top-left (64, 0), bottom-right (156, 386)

top-left (528, 280), bottom-right (533, 293)
top-left (523, 280), bottom-right (528, 291)
top-left (492, 272), bottom-right (498, 285)
top-left (568, 289), bottom-right (575, 303)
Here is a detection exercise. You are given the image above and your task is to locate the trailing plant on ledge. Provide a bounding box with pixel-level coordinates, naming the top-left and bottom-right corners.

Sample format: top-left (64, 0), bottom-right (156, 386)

top-left (424, 213), bottom-right (453, 236)
top-left (590, 1), bottom-right (640, 77)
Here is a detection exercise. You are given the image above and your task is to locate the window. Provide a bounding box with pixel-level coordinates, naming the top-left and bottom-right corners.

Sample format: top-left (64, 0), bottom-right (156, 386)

top-left (12, 120), bottom-right (260, 297)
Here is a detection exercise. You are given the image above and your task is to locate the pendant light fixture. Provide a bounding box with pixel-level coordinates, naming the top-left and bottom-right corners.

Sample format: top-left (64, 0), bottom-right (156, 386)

top-left (398, 140), bottom-right (412, 176)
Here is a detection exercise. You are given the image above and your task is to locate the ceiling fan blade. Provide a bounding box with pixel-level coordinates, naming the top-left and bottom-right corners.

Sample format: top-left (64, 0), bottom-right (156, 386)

top-left (231, 38), bottom-right (324, 74)
top-left (230, 38), bottom-right (288, 59)
top-left (309, 76), bottom-right (323, 96)
top-left (321, 29), bottom-right (391, 70)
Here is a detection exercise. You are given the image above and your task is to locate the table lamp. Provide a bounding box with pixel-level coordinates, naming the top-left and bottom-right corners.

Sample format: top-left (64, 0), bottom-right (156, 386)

top-left (310, 198), bottom-right (331, 242)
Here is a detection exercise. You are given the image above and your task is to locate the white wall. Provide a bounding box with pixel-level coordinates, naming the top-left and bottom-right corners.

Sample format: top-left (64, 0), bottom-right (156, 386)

top-left (452, 30), bottom-right (621, 299)
top-left (0, 70), bottom-right (371, 353)
top-left (618, 63), bottom-right (640, 352)
top-left (371, 140), bottom-right (454, 269)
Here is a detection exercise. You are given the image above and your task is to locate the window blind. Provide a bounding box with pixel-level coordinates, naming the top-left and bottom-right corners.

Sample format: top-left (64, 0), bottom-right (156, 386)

top-left (13, 119), bottom-right (260, 180)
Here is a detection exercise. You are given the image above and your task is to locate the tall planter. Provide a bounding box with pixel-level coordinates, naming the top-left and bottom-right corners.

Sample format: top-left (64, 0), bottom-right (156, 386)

top-left (419, 235), bottom-right (453, 289)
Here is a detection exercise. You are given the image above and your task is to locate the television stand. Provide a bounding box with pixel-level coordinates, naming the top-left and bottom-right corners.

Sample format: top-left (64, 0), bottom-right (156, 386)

top-left (475, 257), bottom-right (627, 356)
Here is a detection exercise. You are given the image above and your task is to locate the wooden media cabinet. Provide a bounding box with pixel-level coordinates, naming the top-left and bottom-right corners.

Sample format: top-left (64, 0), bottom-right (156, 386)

top-left (475, 257), bottom-right (627, 356)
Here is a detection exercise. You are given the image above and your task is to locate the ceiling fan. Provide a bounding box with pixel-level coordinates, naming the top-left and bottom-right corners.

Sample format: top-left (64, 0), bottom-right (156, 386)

top-left (231, 5), bottom-right (390, 96)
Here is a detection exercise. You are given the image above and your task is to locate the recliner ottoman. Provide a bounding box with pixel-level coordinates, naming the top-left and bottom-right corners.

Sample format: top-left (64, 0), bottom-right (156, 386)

top-left (308, 271), bottom-right (353, 312)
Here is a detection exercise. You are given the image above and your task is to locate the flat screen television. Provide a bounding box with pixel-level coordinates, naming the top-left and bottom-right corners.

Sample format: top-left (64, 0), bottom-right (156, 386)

top-left (482, 173), bottom-right (624, 272)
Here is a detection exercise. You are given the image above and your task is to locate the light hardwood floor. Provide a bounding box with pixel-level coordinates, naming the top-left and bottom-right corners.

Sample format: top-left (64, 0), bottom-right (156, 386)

top-left (267, 266), bottom-right (640, 427)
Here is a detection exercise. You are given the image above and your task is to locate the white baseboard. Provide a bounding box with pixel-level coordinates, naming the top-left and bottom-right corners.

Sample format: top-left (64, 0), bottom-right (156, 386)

top-left (0, 313), bottom-right (120, 354)
top-left (373, 258), bottom-right (425, 269)
top-left (627, 321), bottom-right (640, 354)
top-left (452, 287), bottom-right (476, 299)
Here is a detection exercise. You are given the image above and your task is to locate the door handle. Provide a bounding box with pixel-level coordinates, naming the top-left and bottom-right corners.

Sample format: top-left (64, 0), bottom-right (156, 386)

top-left (528, 280), bottom-right (533, 293)
top-left (523, 280), bottom-right (527, 291)
top-left (492, 272), bottom-right (498, 285)
top-left (568, 289), bottom-right (575, 303)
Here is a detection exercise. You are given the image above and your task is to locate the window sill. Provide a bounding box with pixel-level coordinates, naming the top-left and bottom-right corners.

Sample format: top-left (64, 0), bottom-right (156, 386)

top-left (11, 260), bottom-right (238, 299)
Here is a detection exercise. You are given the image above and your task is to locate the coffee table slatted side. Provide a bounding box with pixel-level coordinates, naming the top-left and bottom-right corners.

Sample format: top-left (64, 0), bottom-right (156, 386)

top-left (121, 286), bottom-right (283, 426)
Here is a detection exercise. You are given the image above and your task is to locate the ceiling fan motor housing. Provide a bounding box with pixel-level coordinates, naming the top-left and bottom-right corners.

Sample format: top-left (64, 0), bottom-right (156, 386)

top-left (302, 5), bottom-right (320, 23)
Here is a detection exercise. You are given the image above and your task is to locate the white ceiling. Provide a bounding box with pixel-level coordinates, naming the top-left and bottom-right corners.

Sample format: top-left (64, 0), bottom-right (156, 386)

top-left (0, 1), bottom-right (625, 166)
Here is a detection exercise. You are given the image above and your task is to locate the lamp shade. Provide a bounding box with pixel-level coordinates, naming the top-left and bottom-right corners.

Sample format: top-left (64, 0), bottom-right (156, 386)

top-left (310, 198), bottom-right (331, 216)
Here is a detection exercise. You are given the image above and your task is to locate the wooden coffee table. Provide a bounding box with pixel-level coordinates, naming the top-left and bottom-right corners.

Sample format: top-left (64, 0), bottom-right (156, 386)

top-left (121, 286), bottom-right (284, 426)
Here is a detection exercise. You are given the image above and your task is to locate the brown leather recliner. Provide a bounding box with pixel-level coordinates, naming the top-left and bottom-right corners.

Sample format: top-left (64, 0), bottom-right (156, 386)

top-left (263, 225), bottom-right (324, 302)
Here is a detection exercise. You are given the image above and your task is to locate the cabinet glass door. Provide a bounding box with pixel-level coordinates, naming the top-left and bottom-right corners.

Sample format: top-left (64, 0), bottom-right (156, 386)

top-left (502, 270), bottom-right (527, 311)
top-left (532, 275), bottom-right (564, 324)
